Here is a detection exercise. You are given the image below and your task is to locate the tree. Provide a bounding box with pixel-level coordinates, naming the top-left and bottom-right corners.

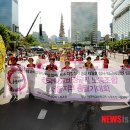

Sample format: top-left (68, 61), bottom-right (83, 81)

top-left (0, 24), bottom-right (10, 45)
top-left (24, 35), bottom-right (41, 47)
top-left (98, 42), bottom-right (105, 47)
top-left (0, 24), bottom-right (22, 50)
top-left (8, 31), bottom-right (21, 41)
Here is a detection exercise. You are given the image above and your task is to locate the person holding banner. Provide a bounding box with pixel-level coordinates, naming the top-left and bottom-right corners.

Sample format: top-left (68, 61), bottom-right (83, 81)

top-left (120, 59), bottom-right (130, 69)
top-left (83, 57), bottom-right (94, 69)
top-left (9, 57), bottom-right (20, 103)
top-left (62, 60), bottom-right (72, 70)
top-left (45, 58), bottom-right (58, 71)
top-left (9, 57), bottom-right (19, 66)
top-left (36, 55), bottom-right (43, 69)
top-left (45, 58), bottom-right (58, 103)
top-left (76, 55), bottom-right (83, 61)
top-left (27, 58), bottom-right (35, 68)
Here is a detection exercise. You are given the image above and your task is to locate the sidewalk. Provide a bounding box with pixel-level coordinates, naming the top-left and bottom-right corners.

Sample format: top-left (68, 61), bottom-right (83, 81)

top-left (108, 52), bottom-right (128, 68)
top-left (108, 52), bottom-right (128, 64)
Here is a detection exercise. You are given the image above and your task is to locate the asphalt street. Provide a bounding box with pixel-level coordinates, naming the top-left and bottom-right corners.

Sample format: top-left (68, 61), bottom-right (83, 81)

top-left (0, 97), bottom-right (130, 130)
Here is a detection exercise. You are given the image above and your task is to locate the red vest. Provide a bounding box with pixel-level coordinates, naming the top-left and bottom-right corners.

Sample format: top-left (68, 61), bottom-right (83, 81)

top-left (70, 57), bottom-right (74, 61)
top-left (62, 66), bottom-right (72, 70)
top-left (120, 65), bottom-right (130, 69)
top-left (27, 64), bottom-right (35, 68)
top-left (45, 64), bottom-right (58, 70)
top-left (76, 58), bottom-right (83, 61)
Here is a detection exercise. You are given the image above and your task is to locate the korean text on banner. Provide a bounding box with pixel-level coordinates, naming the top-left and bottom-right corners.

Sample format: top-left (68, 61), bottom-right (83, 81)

top-left (4, 67), bottom-right (130, 102)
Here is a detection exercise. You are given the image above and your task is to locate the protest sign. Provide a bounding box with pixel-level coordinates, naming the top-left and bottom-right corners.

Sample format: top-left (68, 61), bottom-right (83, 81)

top-left (4, 66), bottom-right (28, 97)
top-left (4, 67), bottom-right (130, 102)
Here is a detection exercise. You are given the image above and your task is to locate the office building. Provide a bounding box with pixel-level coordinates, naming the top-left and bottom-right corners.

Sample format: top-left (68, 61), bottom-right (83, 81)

top-left (112, 0), bottom-right (130, 39)
top-left (71, 2), bottom-right (98, 45)
top-left (0, 0), bottom-right (19, 32)
top-left (97, 31), bottom-right (101, 43)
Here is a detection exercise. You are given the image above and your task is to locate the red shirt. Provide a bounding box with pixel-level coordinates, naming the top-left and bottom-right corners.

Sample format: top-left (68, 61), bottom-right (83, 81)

top-left (7, 57), bottom-right (13, 65)
top-left (94, 59), bottom-right (99, 61)
top-left (70, 57), bottom-right (75, 61)
top-left (62, 66), bottom-right (72, 70)
top-left (101, 57), bottom-right (109, 68)
top-left (27, 64), bottom-right (35, 68)
top-left (45, 64), bottom-right (58, 70)
top-left (76, 58), bottom-right (83, 61)
top-left (120, 65), bottom-right (130, 69)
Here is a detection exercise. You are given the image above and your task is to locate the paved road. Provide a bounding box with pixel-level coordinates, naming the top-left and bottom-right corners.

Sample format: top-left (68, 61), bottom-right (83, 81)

top-left (0, 97), bottom-right (130, 130)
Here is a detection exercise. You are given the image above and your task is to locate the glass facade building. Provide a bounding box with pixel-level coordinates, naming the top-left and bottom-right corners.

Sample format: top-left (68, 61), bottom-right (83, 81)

top-left (112, 0), bottom-right (130, 39)
top-left (71, 2), bottom-right (97, 45)
top-left (0, 0), bottom-right (19, 32)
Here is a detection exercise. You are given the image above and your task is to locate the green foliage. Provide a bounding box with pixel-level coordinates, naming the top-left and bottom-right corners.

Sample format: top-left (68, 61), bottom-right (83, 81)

top-left (0, 24), bottom-right (10, 44)
top-left (24, 35), bottom-right (41, 47)
top-left (98, 42), bottom-right (105, 47)
top-left (8, 31), bottom-right (21, 41)
top-left (0, 24), bottom-right (22, 50)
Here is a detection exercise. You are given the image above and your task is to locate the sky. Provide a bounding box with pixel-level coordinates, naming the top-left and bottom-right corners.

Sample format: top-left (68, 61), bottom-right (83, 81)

top-left (19, 0), bottom-right (113, 37)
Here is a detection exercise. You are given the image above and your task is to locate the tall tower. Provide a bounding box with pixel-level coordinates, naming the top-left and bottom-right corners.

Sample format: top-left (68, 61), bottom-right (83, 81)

top-left (59, 14), bottom-right (65, 38)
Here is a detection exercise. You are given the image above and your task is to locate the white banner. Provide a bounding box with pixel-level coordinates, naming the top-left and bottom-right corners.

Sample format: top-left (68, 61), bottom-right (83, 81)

top-left (4, 66), bottom-right (28, 97)
top-left (4, 67), bottom-right (130, 102)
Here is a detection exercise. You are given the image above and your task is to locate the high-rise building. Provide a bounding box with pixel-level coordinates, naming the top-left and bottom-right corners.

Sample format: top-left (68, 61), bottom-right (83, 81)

top-left (0, 0), bottom-right (19, 32)
top-left (71, 2), bottom-right (97, 45)
top-left (111, 0), bottom-right (130, 39)
top-left (97, 31), bottom-right (101, 43)
top-left (68, 28), bottom-right (71, 42)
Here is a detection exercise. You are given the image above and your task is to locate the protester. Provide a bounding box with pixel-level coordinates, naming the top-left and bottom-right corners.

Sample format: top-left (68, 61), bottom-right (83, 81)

top-left (36, 55), bottom-right (43, 69)
top-left (94, 56), bottom-right (100, 61)
top-left (42, 54), bottom-right (46, 59)
top-left (10, 57), bottom-right (19, 66)
top-left (45, 58), bottom-right (58, 70)
top-left (62, 60), bottom-right (72, 70)
top-left (9, 57), bottom-right (20, 103)
top-left (7, 53), bottom-right (13, 65)
top-left (76, 55), bottom-right (83, 61)
top-left (120, 59), bottom-right (130, 69)
top-left (27, 58), bottom-right (35, 68)
top-left (87, 49), bottom-right (91, 55)
top-left (101, 54), bottom-right (109, 68)
top-left (84, 57), bottom-right (94, 69)
top-left (69, 56), bottom-right (75, 61)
